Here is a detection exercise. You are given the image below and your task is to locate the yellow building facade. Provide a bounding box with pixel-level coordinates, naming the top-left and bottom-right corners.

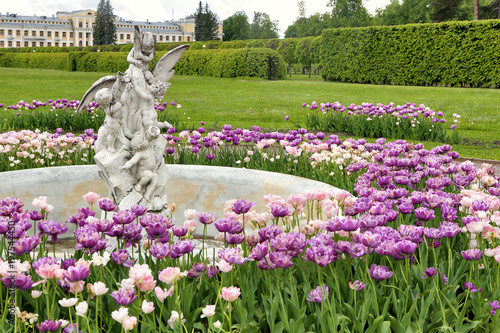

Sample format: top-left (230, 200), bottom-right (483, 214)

top-left (0, 10), bottom-right (223, 49)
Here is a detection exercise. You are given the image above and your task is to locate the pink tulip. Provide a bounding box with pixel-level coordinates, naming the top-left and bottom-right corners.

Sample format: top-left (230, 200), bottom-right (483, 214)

top-left (83, 192), bottom-right (100, 204)
top-left (141, 300), bottom-right (154, 314)
top-left (90, 281), bottom-right (109, 296)
top-left (200, 305), bottom-right (216, 318)
top-left (122, 315), bottom-right (138, 331)
top-left (158, 267), bottom-right (182, 284)
top-left (220, 286), bottom-right (241, 302)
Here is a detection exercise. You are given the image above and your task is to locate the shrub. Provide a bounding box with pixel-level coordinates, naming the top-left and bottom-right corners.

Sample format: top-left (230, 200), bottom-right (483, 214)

top-left (171, 48), bottom-right (286, 79)
top-left (320, 20), bottom-right (500, 88)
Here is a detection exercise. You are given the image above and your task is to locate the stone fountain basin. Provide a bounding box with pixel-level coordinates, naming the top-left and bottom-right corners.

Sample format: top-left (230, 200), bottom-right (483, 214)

top-left (1, 165), bottom-right (335, 237)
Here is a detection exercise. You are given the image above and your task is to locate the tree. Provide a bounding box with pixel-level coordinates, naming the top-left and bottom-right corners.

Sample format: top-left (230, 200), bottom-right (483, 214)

top-left (93, 0), bottom-right (116, 45)
top-left (277, 38), bottom-right (299, 78)
top-left (195, 2), bottom-right (220, 41)
top-left (327, 0), bottom-right (373, 27)
top-left (295, 37), bottom-right (314, 78)
top-left (222, 11), bottom-right (250, 40)
top-left (249, 12), bottom-right (279, 39)
top-left (430, 0), bottom-right (493, 22)
top-left (374, 0), bottom-right (431, 25)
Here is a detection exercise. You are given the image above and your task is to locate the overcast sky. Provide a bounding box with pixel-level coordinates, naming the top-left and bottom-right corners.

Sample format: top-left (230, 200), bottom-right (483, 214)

top-left (2, 0), bottom-right (392, 37)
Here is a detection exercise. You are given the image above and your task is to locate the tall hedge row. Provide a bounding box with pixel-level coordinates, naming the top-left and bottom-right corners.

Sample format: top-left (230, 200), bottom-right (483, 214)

top-left (0, 48), bottom-right (286, 80)
top-left (0, 52), bottom-right (68, 70)
top-left (161, 48), bottom-right (286, 79)
top-left (319, 20), bottom-right (500, 88)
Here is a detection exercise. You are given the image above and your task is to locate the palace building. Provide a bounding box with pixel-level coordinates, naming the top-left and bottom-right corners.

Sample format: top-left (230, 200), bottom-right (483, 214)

top-left (0, 9), bottom-right (223, 49)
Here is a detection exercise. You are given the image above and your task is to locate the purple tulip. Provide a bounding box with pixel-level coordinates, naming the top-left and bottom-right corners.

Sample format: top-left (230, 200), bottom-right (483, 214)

top-left (2, 274), bottom-right (34, 290)
top-left (415, 207), bottom-right (435, 221)
top-left (270, 204), bottom-right (291, 218)
top-left (464, 281), bottom-right (481, 293)
top-left (369, 264), bottom-right (393, 281)
top-left (461, 249), bottom-right (483, 261)
top-left (130, 205), bottom-right (148, 217)
top-left (111, 288), bottom-right (138, 305)
top-left (198, 212), bottom-right (216, 225)
top-left (187, 263), bottom-right (207, 278)
top-left (112, 210), bottom-right (136, 225)
top-left (307, 284), bottom-right (329, 303)
top-left (12, 236), bottom-right (40, 256)
top-left (393, 240), bottom-right (418, 257)
top-left (38, 219), bottom-right (68, 243)
top-left (98, 198), bottom-right (117, 212)
top-left (111, 249), bottom-right (135, 268)
top-left (349, 280), bottom-right (366, 291)
top-left (423, 228), bottom-right (444, 240)
top-left (489, 300), bottom-right (500, 315)
top-left (232, 199), bottom-right (256, 215)
top-left (63, 265), bottom-right (90, 282)
top-left (215, 219), bottom-right (232, 233)
top-left (37, 319), bottom-right (62, 332)
top-left (149, 242), bottom-right (171, 259)
top-left (422, 267), bottom-right (437, 279)
top-left (171, 240), bottom-right (196, 255)
top-left (249, 241), bottom-right (269, 261)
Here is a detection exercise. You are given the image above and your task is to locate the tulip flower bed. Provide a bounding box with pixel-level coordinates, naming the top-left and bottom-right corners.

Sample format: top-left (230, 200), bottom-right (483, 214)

top-left (304, 101), bottom-right (461, 144)
top-left (1, 134), bottom-right (500, 332)
top-left (0, 100), bottom-right (180, 133)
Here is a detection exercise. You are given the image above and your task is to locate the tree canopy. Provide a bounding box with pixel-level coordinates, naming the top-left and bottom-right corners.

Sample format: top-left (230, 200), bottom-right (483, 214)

top-left (195, 2), bottom-right (220, 41)
top-left (222, 11), bottom-right (251, 41)
top-left (93, 0), bottom-right (116, 45)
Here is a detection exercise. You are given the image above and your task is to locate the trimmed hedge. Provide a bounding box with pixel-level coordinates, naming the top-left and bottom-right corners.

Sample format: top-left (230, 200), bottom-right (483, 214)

top-left (0, 52), bottom-right (68, 70)
top-left (320, 20), bottom-right (500, 88)
top-left (170, 48), bottom-right (286, 79)
top-left (68, 52), bottom-right (129, 72)
top-left (0, 48), bottom-right (286, 79)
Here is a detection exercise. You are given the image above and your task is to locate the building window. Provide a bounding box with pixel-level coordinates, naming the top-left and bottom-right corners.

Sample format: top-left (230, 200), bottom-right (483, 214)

top-left (24, 30), bottom-right (28, 36)
top-left (16, 30), bottom-right (20, 36)
top-left (166, 36), bottom-right (169, 41)
top-left (63, 42), bottom-right (66, 46)
top-left (32, 42), bottom-right (36, 47)
top-left (120, 34), bottom-right (124, 40)
top-left (8, 41), bottom-right (12, 47)
top-left (126, 34), bottom-right (130, 40)
top-left (55, 31), bottom-right (59, 37)
top-left (32, 30), bottom-right (36, 36)
top-left (79, 22), bottom-right (83, 28)
top-left (172, 36), bottom-right (175, 42)
top-left (0, 30), bottom-right (4, 36)
top-left (86, 22), bottom-right (88, 28)
top-left (70, 32), bottom-right (73, 38)
top-left (55, 42), bottom-right (59, 47)
top-left (159, 35), bottom-right (163, 41)
top-left (62, 32), bottom-right (66, 38)
top-left (79, 32), bottom-right (83, 38)
top-left (40, 42), bottom-right (44, 46)
top-left (16, 41), bottom-right (20, 47)
top-left (24, 41), bottom-right (29, 47)
top-left (187, 36), bottom-right (190, 42)
top-left (0, 41), bottom-right (4, 47)
top-left (48, 31), bottom-right (52, 37)
top-left (8, 30), bottom-right (12, 35)
top-left (86, 32), bottom-right (90, 39)
top-left (47, 42), bottom-right (51, 46)
top-left (40, 31), bottom-right (44, 37)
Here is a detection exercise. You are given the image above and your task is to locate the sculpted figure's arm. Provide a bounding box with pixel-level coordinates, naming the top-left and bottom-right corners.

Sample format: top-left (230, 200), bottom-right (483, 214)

top-left (120, 152), bottom-right (143, 170)
top-left (127, 48), bottom-right (142, 68)
top-left (140, 49), bottom-right (155, 63)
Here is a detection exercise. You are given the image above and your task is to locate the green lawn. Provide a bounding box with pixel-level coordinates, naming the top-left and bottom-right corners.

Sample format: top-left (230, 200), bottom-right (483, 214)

top-left (1, 67), bottom-right (499, 160)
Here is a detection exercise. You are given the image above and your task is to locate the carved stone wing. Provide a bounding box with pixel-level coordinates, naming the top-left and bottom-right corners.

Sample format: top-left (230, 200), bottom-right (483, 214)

top-left (151, 44), bottom-right (190, 83)
top-left (76, 76), bottom-right (117, 113)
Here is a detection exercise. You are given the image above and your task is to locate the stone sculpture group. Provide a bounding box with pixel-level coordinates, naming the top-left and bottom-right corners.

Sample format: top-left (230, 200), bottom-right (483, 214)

top-left (77, 26), bottom-right (189, 212)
